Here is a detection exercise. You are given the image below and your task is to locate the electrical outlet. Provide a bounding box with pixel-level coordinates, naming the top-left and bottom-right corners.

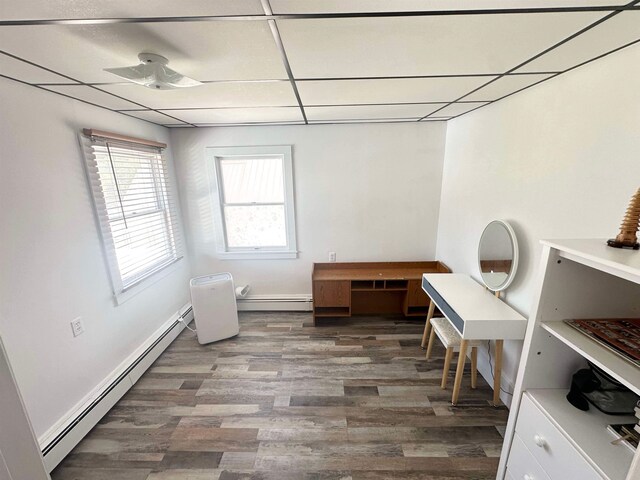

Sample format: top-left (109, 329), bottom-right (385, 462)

top-left (329, 251), bottom-right (336, 262)
top-left (71, 317), bottom-right (84, 337)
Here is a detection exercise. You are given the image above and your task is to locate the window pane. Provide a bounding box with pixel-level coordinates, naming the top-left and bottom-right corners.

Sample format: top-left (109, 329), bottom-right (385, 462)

top-left (224, 205), bottom-right (286, 248)
top-left (220, 157), bottom-right (284, 204)
top-left (112, 211), bottom-right (174, 286)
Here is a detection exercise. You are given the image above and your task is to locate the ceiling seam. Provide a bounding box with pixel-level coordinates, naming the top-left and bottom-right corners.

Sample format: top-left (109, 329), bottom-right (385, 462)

top-left (418, 0), bottom-right (637, 121)
top-left (446, 36), bottom-right (640, 122)
top-left (0, 73), bottom-right (169, 128)
top-left (260, 0), bottom-right (308, 124)
top-left (1, 5), bottom-right (639, 26)
top-left (0, 49), bottom-right (197, 127)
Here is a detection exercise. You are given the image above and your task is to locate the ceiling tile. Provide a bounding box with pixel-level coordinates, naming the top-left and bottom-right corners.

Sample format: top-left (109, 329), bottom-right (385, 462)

top-left (516, 11), bottom-right (640, 73)
top-left (271, 0), bottom-right (627, 14)
top-left (463, 73), bottom-right (554, 101)
top-left (424, 102), bottom-right (488, 117)
top-left (0, 21), bottom-right (286, 83)
top-left (161, 107), bottom-right (304, 124)
top-left (278, 13), bottom-right (604, 77)
top-left (1, 0), bottom-right (264, 20)
top-left (100, 81), bottom-right (297, 109)
top-left (0, 53), bottom-right (77, 83)
top-left (120, 110), bottom-right (188, 124)
top-left (297, 76), bottom-right (497, 105)
top-left (42, 85), bottom-right (142, 109)
top-left (306, 104), bottom-right (445, 121)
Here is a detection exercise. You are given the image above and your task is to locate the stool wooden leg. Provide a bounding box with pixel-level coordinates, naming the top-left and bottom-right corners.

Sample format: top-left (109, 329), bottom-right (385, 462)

top-left (493, 340), bottom-right (503, 406)
top-left (420, 301), bottom-right (436, 348)
top-left (451, 339), bottom-right (468, 405)
top-left (441, 347), bottom-right (454, 389)
top-left (471, 347), bottom-right (478, 389)
top-left (425, 324), bottom-right (436, 359)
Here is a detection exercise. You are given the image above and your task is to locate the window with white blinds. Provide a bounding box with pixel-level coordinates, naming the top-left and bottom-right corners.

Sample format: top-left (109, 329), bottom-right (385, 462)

top-left (82, 131), bottom-right (182, 302)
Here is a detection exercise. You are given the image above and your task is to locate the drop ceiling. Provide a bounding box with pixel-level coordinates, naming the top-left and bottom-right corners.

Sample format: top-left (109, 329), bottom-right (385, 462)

top-left (0, 0), bottom-right (638, 128)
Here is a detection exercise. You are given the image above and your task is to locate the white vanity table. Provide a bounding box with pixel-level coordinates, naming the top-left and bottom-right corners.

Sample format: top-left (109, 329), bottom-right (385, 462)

top-left (422, 273), bottom-right (527, 405)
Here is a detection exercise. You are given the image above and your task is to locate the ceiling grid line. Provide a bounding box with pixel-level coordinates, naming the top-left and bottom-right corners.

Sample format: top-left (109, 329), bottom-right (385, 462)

top-left (1, 5), bottom-right (638, 27)
top-left (0, 50), bottom-right (197, 126)
top-left (260, 0), bottom-right (308, 124)
top-left (0, 1), bottom-right (638, 127)
top-left (419, 0), bottom-right (639, 120)
top-left (448, 35), bottom-right (640, 122)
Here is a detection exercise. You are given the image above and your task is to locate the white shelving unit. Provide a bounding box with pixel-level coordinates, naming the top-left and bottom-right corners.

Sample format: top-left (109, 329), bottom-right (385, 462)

top-left (497, 239), bottom-right (640, 480)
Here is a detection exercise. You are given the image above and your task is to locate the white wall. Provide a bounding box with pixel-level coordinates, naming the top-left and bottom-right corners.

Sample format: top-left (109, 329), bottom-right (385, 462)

top-left (0, 78), bottom-right (191, 439)
top-left (436, 43), bottom-right (640, 400)
top-left (171, 122), bottom-right (447, 295)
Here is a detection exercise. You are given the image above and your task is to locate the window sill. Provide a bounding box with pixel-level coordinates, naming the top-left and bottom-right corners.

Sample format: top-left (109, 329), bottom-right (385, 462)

top-left (217, 251), bottom-right (299, 260)
top-left (114, 257), bottom-right (183, 305)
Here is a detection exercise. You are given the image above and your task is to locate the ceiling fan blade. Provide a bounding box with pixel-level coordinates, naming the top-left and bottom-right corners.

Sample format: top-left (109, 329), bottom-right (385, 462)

top-left (104, 59), bottom-right (202, 89)
top-left (104, 63), bottom-right (155, 85)
top-left (156, 65), bottom-right (202, 88)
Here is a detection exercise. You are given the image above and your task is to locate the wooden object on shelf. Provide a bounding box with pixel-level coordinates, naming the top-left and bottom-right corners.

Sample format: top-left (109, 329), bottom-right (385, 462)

top-left (608, 187), bottom-right (640, 250)
top-left (311, 261), bottom-right (450, 324)
top-left (497, 238), bottom-right (640, 480)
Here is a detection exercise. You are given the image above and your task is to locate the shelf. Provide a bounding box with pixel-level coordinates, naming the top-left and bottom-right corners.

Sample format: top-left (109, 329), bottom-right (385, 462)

top-left (541, 321), bottom-right (640, 395)
top-left (542, 239), bottom-right (640, 285)
top-left (314, 307), bottom-right (350, 317)
top-left (526, 389), bottom-right (636, 480)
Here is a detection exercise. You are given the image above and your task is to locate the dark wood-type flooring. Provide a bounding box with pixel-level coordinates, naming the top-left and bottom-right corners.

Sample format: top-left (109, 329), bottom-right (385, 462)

top-left (52, 312), bottom-right (508, 480)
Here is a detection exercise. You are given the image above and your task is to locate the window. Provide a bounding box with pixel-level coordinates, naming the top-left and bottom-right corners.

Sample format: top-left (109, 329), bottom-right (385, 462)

top-left (82, 129), bottom-right (182, 303)
top-left (207, 146), bottom-right (297, 259)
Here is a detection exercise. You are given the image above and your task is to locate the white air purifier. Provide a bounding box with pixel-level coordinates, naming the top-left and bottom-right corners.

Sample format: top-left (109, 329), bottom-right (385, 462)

top-left (189, 273), bottom-right (239, 345)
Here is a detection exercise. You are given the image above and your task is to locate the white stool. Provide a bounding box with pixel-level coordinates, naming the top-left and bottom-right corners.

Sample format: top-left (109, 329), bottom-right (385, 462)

top-left (426, 317), bottom-right (482, 390)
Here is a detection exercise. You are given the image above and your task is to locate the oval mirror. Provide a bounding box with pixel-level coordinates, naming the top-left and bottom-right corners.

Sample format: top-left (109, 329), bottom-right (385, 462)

top-left (478, 220), bottom-right (519, 292)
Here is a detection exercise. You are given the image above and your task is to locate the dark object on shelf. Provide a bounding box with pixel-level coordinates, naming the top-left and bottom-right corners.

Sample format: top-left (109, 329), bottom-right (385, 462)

top-left (565, 318), bottom-right (640, 367)
top-left (567, 363), bottom-right (639, 415)
top-left (607, 187), bottom-right (640, 250)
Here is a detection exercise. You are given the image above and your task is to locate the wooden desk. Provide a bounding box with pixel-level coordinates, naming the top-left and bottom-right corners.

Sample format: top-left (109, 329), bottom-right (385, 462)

top-left (422, 273), bottom-right (527, 405)
top-left (312, 261), bottom-right (450, 324)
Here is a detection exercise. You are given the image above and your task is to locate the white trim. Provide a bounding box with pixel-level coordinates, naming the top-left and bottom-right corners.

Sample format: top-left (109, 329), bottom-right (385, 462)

top-left (237, 294), bottom-right (312, 311)
top-left (206, 145), bottom-right (298, 259)
top-left (217, 251), bottom-right (298, 260)
top-left (39, 304), bottom-right (193, 472)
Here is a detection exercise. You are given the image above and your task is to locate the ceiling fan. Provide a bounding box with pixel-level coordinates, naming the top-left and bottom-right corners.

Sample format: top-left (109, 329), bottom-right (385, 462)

top-left (104, 53), bottom-right (202, 90)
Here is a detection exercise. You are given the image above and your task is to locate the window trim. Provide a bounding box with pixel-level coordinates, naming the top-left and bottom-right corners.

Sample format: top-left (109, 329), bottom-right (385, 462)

top-left (206, 145), bottom-right (298, 260)
top-left (81, 132), bottom-right (183, 304)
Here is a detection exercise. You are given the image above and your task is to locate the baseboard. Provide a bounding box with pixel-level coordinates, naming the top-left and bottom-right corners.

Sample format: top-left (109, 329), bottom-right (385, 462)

top-left (237, 294), bottom-right (313, 311)
top-left (39, 304), bottom-right (193, 472)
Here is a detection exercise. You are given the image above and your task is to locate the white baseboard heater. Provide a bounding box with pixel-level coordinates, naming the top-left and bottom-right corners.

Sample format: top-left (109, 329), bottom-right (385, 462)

top-left (236, 294), bottom-right (313, 312)
top-left (40, 306), bottom-right (193, 472)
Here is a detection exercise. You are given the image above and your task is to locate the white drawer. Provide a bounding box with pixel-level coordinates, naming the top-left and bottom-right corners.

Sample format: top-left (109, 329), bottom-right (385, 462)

top-left (515, 393), bottom-right (601, 480)
top-left (507, 433), bottom-right (551, 480)
top-left (505, 470), bottom-right (516, 480)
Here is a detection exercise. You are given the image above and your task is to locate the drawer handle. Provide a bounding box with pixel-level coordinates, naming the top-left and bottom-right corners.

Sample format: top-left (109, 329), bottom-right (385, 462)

top-left (533, 434), bottom-right (547, 448)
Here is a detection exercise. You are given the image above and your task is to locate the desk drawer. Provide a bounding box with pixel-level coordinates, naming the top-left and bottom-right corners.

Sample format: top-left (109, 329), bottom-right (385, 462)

top-left (507, 433), bottom-right (551, 480)
top-left (515, 393), bottom-right (600, 480)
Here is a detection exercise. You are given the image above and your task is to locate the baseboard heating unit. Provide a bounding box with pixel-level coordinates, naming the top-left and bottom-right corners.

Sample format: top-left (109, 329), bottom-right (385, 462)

top-left (39, 305), bottom-right (193, 472)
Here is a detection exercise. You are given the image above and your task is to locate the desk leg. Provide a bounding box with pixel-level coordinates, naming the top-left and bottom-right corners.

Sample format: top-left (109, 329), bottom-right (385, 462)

top-left (493, 340), bottom-right (503, 406)
top-left (420, 301), bottom-right (436, 348)
top-left (451, 339), bottom-right (468, 405)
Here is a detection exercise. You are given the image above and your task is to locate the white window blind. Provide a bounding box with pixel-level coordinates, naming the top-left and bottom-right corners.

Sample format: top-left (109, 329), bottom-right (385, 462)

top-left (82, 131), bottom-right (182, 301)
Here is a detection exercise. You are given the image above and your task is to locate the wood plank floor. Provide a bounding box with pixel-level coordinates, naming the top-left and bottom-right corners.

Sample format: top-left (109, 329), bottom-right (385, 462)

top-left (51, 312), bottom-right (508, 480)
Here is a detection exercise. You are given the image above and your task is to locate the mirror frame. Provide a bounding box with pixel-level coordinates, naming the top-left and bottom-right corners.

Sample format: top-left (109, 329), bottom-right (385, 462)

top-left (477, 219), bottom-right (519, 292)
